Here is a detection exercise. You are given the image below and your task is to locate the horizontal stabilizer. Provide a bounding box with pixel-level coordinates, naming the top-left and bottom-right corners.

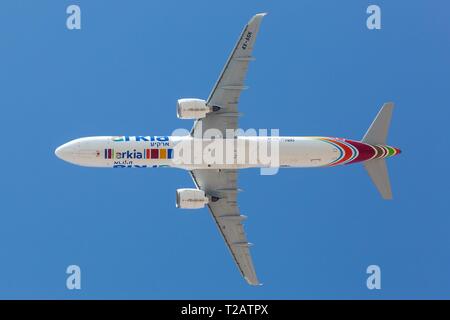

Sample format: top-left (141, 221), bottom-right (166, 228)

top-left (364, 158), bottom-right (392, 200)
top-left (362, 102), bottom-right (394, 145)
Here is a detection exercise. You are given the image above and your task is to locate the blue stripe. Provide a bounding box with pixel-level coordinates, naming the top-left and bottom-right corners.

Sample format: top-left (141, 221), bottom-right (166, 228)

top-left (320, 140), bottom-right (343, 165)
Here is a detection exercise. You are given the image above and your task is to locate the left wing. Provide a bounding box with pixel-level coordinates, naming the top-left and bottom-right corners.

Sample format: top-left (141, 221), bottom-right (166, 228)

top-left (190, 169), bottom-right (260, 285)
top-left (191, 13), bottom-right (267, 137)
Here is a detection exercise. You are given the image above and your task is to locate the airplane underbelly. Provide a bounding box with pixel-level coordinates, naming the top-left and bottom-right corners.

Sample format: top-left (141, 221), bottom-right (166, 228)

top-left (279, 138), bottom-right (339, 167)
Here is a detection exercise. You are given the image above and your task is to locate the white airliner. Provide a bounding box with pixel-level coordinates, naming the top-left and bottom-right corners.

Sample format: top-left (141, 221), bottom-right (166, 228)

top-left (55, 13), bottom-right (401, 285)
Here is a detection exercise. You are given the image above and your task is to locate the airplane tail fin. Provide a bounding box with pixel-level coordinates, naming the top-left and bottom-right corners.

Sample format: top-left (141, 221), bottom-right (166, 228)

top-left (362, 102), bottom-right (395, 200)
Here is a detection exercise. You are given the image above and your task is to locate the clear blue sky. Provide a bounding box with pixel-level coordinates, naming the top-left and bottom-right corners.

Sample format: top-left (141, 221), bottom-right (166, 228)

top-left (0, 0), bottom-right (449, 299)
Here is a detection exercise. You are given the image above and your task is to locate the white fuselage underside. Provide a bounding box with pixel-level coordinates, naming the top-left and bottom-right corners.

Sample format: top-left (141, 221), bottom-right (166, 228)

top-left (55, 136), bottom-right (342, 169)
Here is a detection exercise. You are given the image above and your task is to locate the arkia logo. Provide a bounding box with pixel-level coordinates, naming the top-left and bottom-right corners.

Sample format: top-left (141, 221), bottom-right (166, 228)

top-left (104, 148), bottom-right (173, 160)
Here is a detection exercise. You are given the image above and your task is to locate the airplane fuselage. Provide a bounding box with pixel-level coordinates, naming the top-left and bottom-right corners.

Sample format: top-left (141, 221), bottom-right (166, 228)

top-left (55, 135), bottom-right (400, 169)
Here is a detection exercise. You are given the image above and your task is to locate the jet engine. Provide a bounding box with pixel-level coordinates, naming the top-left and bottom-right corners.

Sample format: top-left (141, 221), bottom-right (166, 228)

top-left (177, 98), bottom-right (219, 119)
top-left (176, 188), bottom-right (209, 209)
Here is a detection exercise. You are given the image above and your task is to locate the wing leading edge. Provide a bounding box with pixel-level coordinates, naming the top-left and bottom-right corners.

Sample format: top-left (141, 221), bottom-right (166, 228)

top-left (191, 13), bottom-right (267, 137)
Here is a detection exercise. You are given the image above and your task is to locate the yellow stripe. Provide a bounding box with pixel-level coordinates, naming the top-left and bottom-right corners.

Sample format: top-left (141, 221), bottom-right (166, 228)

top-left (159, 148), bottom-right (167, 159)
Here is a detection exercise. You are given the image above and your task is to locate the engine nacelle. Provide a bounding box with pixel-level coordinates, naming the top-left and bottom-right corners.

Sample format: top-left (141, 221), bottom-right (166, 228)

top-left (177, 98), bottom-right (210, 119)
top-left (176, 188), bottom-right (209, 209)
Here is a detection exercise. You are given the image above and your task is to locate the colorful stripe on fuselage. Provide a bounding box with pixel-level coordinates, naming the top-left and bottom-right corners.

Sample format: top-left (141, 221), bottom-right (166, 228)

top-left (318, 137), bottom-right (400, 166)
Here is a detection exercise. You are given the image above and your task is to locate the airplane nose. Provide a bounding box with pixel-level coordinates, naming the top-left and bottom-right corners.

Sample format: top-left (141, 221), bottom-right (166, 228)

top-left (55, 138), bottom-right (103, 166)
top-left (55, 144), bottom-right (71, 162)
top-left (55, 146), bottom-right (62, 158)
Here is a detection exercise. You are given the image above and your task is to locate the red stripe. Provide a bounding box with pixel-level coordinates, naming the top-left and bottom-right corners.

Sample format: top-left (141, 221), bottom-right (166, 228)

top-left (345, 140), bottom-right (376, 164)
top-left (330, 140), bottom-right (353, 166)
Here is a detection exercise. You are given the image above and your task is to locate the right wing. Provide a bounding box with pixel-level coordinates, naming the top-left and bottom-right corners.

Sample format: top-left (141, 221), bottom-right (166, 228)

top-left (190, 169), bottom-right (260, 285)
top-left (191, 13), bottom-right (267, 137)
